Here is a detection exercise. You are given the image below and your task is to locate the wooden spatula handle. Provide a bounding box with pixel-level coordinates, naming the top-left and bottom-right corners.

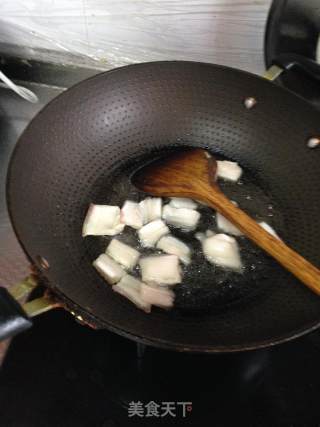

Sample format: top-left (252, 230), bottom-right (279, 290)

top-left (205, 190), bottom-right (320, 295)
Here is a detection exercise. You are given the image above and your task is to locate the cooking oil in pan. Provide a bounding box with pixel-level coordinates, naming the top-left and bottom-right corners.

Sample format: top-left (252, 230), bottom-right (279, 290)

top-left (85, 159), bottom-right (285, 315)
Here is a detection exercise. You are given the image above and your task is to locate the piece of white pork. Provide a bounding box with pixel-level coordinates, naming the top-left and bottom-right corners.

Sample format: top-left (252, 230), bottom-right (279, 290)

top-left (156, 235), bottom-right (191, 265)
top-left (169, 197), bottom-right (197, 210)
top-left (106, 239), bottom-right (140, 270)
top-left (202, 233), bottom-right (242, 271)
top-left (216, 212), bottom-right (243, 236)
top-left (113, 274), bottom-right (151, 313)
top-left (259, 221), bottom-right (280, 239)
top-left (139, 197), bottom-right (162, 224)
top-left (140, 283), bottom-right (175, 309)
top-left (121, 200), bottom-right (143, 229)
top-left (93, 253), bottom-right (125, 285)
top-left (139, 255), bottom-right (182, 286)
top-left (162, 205), bottom-right (200, 231)
top-left (82, 204), bottom-right (124, 236)
top-left (216, 160), bottom-right (242, 182)
top-left (138, 219), bottom-right (169, 247)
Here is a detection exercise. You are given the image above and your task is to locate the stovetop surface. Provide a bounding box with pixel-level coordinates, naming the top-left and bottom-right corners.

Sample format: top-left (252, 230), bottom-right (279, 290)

top-left (1, 55), bottom-right (320, 427)
top-left (0, 309), bottom-right (320, 427)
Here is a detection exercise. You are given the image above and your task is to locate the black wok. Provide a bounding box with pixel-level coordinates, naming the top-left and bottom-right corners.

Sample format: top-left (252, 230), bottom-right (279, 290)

top-left (2, 60), bottom-right (320, 352)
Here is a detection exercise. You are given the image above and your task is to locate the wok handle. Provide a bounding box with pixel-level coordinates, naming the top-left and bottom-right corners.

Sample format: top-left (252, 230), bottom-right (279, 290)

top-left (0, 287), bottom-right (32, 341)
top-left (0, 276), bottom-right (59, 341)
top-left (204, 190), bottom-right (320, 296)
top-left (272, 53), bottom-right (320, 81)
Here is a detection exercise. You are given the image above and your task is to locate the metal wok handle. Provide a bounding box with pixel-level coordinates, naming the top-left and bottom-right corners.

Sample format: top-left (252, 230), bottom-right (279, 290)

top-left (264, 53), bottom-right (320, 82)
top-left (0, 276), bottom-right (59, 341)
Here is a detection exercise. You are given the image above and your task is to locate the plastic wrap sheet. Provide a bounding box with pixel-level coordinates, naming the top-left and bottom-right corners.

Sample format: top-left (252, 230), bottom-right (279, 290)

top-left (0, 1), bottom-right (271, 77)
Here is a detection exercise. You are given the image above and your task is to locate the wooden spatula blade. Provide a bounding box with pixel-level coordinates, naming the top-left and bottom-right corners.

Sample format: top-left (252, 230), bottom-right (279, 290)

top-left (132, 147), bottom-right (320, 296)
top-left (132, 148), bottom-right (217, 197)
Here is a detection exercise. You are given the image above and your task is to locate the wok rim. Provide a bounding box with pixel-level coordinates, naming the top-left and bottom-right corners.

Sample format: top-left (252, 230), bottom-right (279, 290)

top-left (6, 59), bottom-right (320, 353)
top-left (53, 285), bottom-right (320, 353)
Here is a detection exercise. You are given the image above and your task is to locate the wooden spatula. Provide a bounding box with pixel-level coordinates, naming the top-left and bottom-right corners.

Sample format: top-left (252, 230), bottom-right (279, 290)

top-left (132, 148), bottom-right (320, 295)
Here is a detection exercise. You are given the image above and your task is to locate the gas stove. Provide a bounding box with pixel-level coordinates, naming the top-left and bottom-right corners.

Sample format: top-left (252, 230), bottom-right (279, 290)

top-left (1, 308), bottom-right (320, 426)
top-left (1, 46), bottom-right (320, 426)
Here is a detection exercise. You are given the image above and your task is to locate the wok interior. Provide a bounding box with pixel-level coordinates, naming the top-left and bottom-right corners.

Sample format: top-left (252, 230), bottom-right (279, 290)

top-left (84, 155), bottom-right (285, 314)
top-left (7, 62), bottom-right (320, 351)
